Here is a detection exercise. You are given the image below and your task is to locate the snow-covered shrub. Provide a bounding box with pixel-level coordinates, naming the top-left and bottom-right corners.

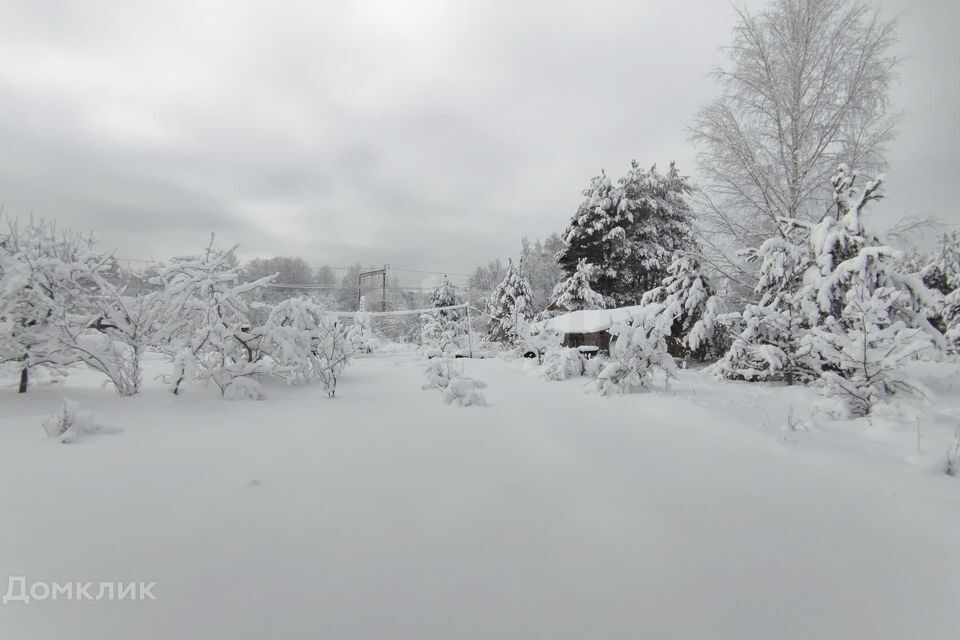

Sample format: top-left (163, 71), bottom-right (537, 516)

top-left (80, 290), bottom-right (164, 395)
top-left (517, 319), bottom-right (560, 363)
top-left (422, 357), bottom-right (487, 405)
top-left (259, 298), bottom-right (325, 385)
top-left (945, 427), bottom-right (960, 477)
top-left (151, 236), bottom-right (274, 397)
top-left (223, 376), bottom-right (267, 401)
top-left (41, 399), bottom-right (120, 443)
top-left (805, 286), bottom-right (932, 417)
top-left (593, 305), bottom-right (676, 395)
top-left (422, 357), bottom-right (464, 391)
top-left (442, 377), bottom-right (487, 406)
top-left (0, 216), bottom-right (111, 393)
top-left (315, 318), bottom-right (356, 398)
top-left (539, 347), bottom-right (585, 381)
top-left (582, 352), bottom-right (608, 378)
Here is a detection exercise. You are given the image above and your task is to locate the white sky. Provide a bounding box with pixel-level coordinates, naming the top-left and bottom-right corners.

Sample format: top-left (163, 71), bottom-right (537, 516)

top-left (0, 0), bottom-right (957, 274)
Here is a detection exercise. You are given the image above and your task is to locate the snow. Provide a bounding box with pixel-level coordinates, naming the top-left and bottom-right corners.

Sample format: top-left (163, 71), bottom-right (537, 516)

top-left (541, 304), bottom-right (647, 334)
top-left (2, 353), bottom-right (960, 639)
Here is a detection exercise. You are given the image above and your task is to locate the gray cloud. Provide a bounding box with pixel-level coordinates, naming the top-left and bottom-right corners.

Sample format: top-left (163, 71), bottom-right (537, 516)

top-left (0, 0), bottom-right (956, 277)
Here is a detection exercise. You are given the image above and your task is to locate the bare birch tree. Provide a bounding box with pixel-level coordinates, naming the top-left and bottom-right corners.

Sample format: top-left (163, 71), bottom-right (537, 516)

top-left (690, 0), bottom-right (901, 291)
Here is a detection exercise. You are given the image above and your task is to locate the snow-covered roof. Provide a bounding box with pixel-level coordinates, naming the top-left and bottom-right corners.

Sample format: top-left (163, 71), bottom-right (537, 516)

top-left (542, 305), bottom-right (647, 334)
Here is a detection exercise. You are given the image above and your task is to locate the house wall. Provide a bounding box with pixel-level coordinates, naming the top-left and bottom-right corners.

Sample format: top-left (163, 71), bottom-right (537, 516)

top-left (562, 331), bottom-right (611, 353)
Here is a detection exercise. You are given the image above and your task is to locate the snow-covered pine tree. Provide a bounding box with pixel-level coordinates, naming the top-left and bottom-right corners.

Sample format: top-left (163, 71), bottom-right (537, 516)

top-left (551, 258), bottom-right (607, 312)
top-left (718, 165), bottom-right (940, 412)
top-left (421, 276), bottom-right (465, 355)
top-left (555, 171), bottom-right (624, 301)
top-left (713, 229), bottom-right (816, 383)
top-left (919, 232), bottom-right (960, 296)
top-left (802, 166), bottom-right (937, 339)
top-left (556, 162), bottom-right (695, 306)
top-left (920, 231), bottom-right (960, 350)
top-left (487, 257), bottom-right (534, 344)
top-left (430, 275), bottom-right (461, 313)
top-left (593, 304), bottom-right (677, 395)
top-left (641, 253), bottom-right (721, 360)
top-left (944, 288), bottom-right (960, 354)
top-left (804, 285), bottom-right (932, 416)
top-left (615, 161), bottom-right (697, 297)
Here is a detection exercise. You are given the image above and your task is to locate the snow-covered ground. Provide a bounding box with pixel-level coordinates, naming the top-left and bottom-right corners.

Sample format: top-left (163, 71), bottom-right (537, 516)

top-left (2, 353), bottom-right (959, 639)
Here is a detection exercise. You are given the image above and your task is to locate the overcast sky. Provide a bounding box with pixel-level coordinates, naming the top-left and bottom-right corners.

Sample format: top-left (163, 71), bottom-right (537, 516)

top-left (0, 0), bottom-right (957, 279)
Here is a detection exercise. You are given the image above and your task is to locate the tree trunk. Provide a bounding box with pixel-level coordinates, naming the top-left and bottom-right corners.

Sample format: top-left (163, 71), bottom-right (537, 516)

top-left (18, 366), bottom-right (28, 393)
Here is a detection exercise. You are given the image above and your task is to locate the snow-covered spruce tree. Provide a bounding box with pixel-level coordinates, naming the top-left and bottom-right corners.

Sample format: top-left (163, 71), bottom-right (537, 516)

top-left (944, 288), bottom-right (960, 354)
top-left (593, 304), bottom-right (677, 396)
top-left (920, 231), bottom-right (960, 350)
top-left (151, 236), bottom-right (274, 398)
top-left (555, 171), bottom-right (621, 301)
top-left (717, 166), bottom-right (940, 410)
top-left (421, 276), bottom-right (465, 355)
top-left (430, 275), bottom-right (461, 313)
top-left (713, 228), bottom-right (817, 383)
top-left (804, 285), bottom-right (932, 416)
top-left (520, 234), bottom-right (566, 311)
top-left (556, 162), bottom-right (695, 306)
top-left (641, 253), bottom-right (722, 360)
top-left (487, 257), bottom-right (534, 344)
top-left (802, 167), bottom-right (937, 338)
top-left (920, 232), bottom-right (960, 296)
top-left (551, 258), bottom-right (607, 311)
top-left (0, 217), bottom-right (110, 393)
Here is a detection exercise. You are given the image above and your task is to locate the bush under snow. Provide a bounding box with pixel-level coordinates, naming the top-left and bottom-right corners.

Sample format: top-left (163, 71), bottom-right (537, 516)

top-left (41, 399), bottom-right (121, 443)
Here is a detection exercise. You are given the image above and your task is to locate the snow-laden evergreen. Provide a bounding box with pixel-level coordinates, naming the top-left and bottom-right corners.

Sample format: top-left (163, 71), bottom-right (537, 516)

top-left (716, 166), bottom-right (940, 414)
top-left (920, 231), bottom-right (960, 352)
top-left (487, 257), bottom-right (534, 344)
top-left (920, 231), bottom-right (960, 296)
top-left (551, 258), bottom-right (607, 311)
top-left (641, 253), bottom-right (722, 359)
top-left (803, 285), bottom-right (932, 416)
top-left (421, 276), bottom-right (465, 355)
top-left (593, 304), bottom-right (676, 395)
top-left (556, 162), bottom-right (695, 306)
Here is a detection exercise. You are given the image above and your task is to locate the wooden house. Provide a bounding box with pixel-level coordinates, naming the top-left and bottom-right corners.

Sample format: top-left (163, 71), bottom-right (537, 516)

top-left (538, 305), bottom-right (647, 356)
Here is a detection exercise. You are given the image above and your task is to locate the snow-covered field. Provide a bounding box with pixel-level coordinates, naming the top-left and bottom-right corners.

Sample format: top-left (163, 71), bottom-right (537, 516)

top-left (2, 353), bottom-right (959, 639)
